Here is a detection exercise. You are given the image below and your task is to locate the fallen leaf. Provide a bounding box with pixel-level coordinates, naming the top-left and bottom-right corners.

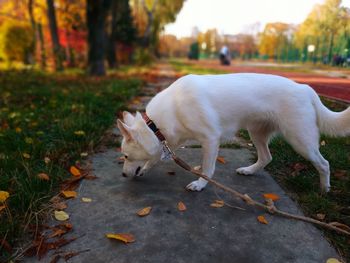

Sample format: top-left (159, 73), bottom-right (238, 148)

top-left (74, 130), bottom-right (85, 136)
top-left (53, 202), bottom-right (67, 210)
top-left (247, 143), bottom-right (253, 147)
top-left (210, 200), bottom-right (225, 208)
top-left (0, 191), bottom-right (9, 202)
top-left (37, 173), bottom-right (50, 181)
top-left (54, 211), bottom-right (69, 221)
top-left (81, 197), bottom-right (92, 203)
top-left (44, 157), bottom-right (51, 164)
top-left (257, 215), bottom-right (268, 224)
top-left (333, 170), bottom-right (347, 180)
top-left (292, 162), bottom-right (307, 172)
top-left (216, 156), bottom-right (226, 164)
top-left (177, 201), bottom-right (187, 211)
top-left (320, 140), bottom-right (326, 146)
top-left (263, 193), bottom-right (280, 201)
top-left (106, 233), bottom-right (135, 244)
top-left (0, 239), bottom-right (12, 253)
top-left (23, 153), bottom-right (31, 159)
top-left (48, 229), bottom-right (66, 238)
top-left (0, 205), bottom-right (5, 212)
top-left (61, 191), bottom-right (77, 199)
top-left (316, 213), bottom-right (326, 220)
top-left (137, 206), bottom-right (152, 217)
top-left (326, 258), bottom-right (341, 263)
top-left (70, 166), bottom-right (81, 177)
top-left (80, 152), bottom-right (88, 157)
top-left (193, 165), bottom-right (201, 171)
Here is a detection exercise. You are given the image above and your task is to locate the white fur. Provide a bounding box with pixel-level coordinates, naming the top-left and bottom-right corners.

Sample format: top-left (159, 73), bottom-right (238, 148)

top-left (118, 73), bottom-right (350, 192)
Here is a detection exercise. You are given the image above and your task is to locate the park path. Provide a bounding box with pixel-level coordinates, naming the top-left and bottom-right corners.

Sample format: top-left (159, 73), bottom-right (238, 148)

top-left (25, 61), bottom-right (340, 263)
top-left (190, 60), bottom-right (350, 103)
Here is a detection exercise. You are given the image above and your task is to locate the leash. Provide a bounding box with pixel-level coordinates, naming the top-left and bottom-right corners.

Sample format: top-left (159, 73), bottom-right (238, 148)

top-left (141, 113), bottom-right (350, 236)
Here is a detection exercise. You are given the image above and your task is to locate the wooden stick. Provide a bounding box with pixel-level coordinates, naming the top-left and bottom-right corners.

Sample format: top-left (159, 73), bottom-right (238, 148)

top-left (173, 156), bottom-right (350, 236)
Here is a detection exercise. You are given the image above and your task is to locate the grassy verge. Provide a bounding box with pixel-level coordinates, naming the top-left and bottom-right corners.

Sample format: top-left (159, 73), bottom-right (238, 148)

top-left (0, 70), bottom-right (141, 260)
top-left (170, 60), bottom-right (350, 261)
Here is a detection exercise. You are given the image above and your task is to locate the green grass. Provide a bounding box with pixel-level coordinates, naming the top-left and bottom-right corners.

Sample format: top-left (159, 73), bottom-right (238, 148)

top-left (0, 70), bottom-right (141, 260)
top-left (265, 98), bottom-right (350, 261)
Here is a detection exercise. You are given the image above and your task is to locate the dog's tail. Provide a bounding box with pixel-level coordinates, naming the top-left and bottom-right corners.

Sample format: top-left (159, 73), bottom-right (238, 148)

top-left (310, 88), bottom-right (350, 137)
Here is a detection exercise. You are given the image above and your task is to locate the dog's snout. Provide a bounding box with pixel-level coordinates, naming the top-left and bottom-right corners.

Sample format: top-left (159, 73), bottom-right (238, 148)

top-left (135, 166), bottom-right (141, 176)
top-left (122, 172), bottom-right (127, 177)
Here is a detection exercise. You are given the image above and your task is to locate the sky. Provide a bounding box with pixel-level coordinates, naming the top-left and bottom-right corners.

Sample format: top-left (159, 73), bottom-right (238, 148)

top-left (164, 0), bottom-right (350, 38)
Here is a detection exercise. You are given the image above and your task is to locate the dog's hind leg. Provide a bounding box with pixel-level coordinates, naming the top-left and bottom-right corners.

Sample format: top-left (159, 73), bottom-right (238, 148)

top-left (186, 138), bottom-right (220, 191)
top-left (236, 128), bottom-right (273, 175)
top-left (282, 124), bottom-right (330, 192)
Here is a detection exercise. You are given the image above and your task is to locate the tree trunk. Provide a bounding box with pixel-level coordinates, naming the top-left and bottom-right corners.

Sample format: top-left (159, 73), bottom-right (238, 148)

top-left (87, 0), bottom-right (112, 76)
top-left (328, 31), bottom-right (335, 65)
top-left (106, 0), bottom-right (118, 69)
top-left (46, 0), bottom-right (63, 71)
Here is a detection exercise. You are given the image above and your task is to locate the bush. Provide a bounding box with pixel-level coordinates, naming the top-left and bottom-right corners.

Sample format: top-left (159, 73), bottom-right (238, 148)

top-left (0, 22), bottom-right (35, 64)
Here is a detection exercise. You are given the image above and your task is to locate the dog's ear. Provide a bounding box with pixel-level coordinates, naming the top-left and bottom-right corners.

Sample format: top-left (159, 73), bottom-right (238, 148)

top-left (123, 111), bottom-right (135, 126)
top-left (117, 119), bottom-right (133, 142)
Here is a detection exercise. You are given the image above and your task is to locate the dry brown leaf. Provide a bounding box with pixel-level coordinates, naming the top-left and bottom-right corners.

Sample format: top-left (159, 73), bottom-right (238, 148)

top-left (292, 162), bottom-right (307, 172)
top-left (137, 206), bottom-right (152, 217)
top-left (216, 156), bottom-right (226, 164)
top-left (70, 166), bottom-right (81, 177)
top-left (48, 229), bottom-right (66, 238)
top-left (333, 170), bottom-right (347, 180)
top-left (263, 193), bottom-right (280, 201)
top-left (0, 205), bottom-right (5, 213)
top-left (316, 213), bottom-right (326, 220)
top-left (210, 200), bottom-right (225, 208)
top-left (37, 173), bottom-right (50, 181)
top-left (61, 191), bottom-right (77, 199)
top-left (177, 201), bottom-right (187, 211)
top-left (54, 211), bottom-right (69, 221)
top-left (257, 215), bottom-right (268, 225)
top-left (106, 233), bottom-right (135, 244)
top-left (53, 202), bottom-right (67, 210)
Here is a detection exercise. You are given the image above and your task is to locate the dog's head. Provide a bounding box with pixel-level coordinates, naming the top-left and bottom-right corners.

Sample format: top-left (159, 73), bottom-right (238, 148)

top-left (117, 111), bottom-right (161, 177)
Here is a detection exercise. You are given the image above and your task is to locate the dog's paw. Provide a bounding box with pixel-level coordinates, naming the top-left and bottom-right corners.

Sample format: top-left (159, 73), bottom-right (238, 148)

top-left (186, 180), bottom-right (207, 191)
top-left (236, 166), bottom-right (255, 175)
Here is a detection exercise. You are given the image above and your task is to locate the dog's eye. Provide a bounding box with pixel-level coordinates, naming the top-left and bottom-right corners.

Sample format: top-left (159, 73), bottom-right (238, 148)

top-left (124, 155), bottom-right (128, 159)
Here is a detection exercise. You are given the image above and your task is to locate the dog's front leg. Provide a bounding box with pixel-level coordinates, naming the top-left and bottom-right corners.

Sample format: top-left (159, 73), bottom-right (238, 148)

top-left (186, 139), bottom-right (219, 191)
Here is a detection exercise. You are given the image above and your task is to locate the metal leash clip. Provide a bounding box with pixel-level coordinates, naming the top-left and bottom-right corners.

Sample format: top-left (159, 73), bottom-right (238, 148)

top-left (161, 140), bottom-right (174, 161)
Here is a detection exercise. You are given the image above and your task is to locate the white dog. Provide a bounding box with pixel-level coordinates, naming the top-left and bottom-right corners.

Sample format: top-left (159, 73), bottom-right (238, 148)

top-left (117, 73), bottom-right (350, 192)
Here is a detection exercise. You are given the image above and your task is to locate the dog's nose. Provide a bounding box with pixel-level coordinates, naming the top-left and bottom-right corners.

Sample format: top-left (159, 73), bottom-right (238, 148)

top-left (135, 166), bottom-right (141, 176)
top-left (122, 173), bottom-right (127, 177)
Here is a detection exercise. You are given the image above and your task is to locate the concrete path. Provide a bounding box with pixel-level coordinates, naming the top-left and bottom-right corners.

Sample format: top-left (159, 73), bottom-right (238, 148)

top-left (25, 62), bottom-right (339, 263)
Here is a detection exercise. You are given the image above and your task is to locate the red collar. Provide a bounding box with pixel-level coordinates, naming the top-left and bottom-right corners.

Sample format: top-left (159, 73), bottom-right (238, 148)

top-left (142, 113), bottom-right (166, 142)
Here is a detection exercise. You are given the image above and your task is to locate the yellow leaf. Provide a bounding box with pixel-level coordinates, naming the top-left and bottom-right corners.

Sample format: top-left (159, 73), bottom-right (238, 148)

top-left (15, 127), bottom-right (22, 133)
top-left (263, 193), bottom-right (280, 201)
top-left (0, 205), bottom-right (5, 212)
top-left (106, 233), bottom-right (135, 244)
top-left (210, 200), bottom-right (224, 208)
top-left (216, 156), bottom-right (226, 164)
top-left (61, 190), bottom-right (77, 199)
top-left (137, 206), bottom-right (152, 217)
top-left (0, 191), bottom-right (10, 202)
top-left (25, 137), bottom-right (33, 144)
top-left (74, 130), bottom-right (85, 136)
top-left (326, 259), bottom-right (341, 263)
top-left (177, 201), bottom-right (187, 211)
top-left (70, 166), bottom-right (81, 177)
top-left (257, 215), bottom-right (268, 225)
top-left (23, 153), bottom-right (31, 159)
top-left (54, 210), bottom-right (69, 221)
top-left (37, 173), bottom-right (50, 181)
top-left (82, 197), bottom-right (92, 203)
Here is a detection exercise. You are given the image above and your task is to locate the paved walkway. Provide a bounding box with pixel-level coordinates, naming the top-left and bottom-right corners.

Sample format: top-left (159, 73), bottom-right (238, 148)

top-left (25, 62), bottom-right (339, 263)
